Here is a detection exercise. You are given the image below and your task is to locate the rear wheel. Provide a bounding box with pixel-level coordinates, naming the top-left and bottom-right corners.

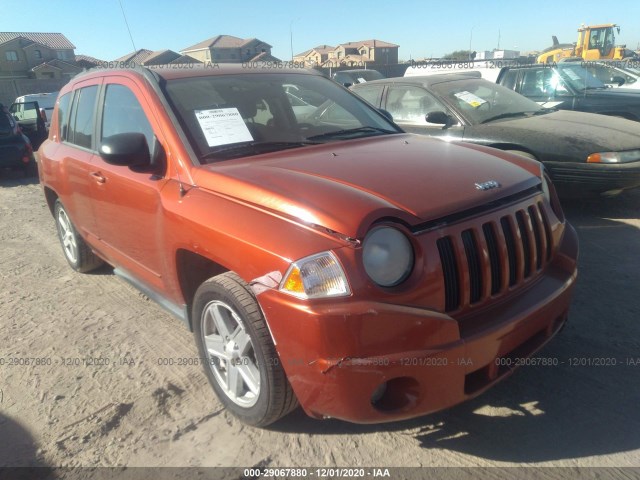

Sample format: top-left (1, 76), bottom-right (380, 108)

top-left (54, 200), bottom-right (104, 273)
top-left (193, 272), bottom-right (298, 427)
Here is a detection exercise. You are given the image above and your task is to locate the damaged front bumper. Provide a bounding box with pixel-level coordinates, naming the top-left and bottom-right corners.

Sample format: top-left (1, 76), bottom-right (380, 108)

top-left (257, 224), bottom-right (578, 424)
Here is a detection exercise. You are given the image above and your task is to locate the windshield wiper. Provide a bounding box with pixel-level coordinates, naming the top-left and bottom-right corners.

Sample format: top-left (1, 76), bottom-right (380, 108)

top-left (201, 141), bottom-right (320, 161)
top-left (481, 111), bottom-right (539, 124)
top-left (306, 126), bottom-right (397, 141)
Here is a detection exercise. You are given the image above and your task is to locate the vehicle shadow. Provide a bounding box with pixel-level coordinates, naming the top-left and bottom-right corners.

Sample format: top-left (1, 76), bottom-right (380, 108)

top-left (0, 412), bottom-right (50, 469)
top-left (271, 191), bottom-right (640, 462)
top-left (0, 168), bottom-right (39, 186)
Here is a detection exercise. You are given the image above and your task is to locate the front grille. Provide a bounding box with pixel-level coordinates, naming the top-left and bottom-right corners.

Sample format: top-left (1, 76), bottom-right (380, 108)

top-left (437, 236), bottom-right (460, 312)
top-left (437, 201), bottom-right (552, 313)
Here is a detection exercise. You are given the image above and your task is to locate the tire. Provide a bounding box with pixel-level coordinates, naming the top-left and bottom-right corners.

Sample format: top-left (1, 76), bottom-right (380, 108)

top-left (504, 149), bottom-right (537, 160)
top-left (193, 272), bottom-right (298, 427)
top-left (54, 199), bottom-right (104, 273)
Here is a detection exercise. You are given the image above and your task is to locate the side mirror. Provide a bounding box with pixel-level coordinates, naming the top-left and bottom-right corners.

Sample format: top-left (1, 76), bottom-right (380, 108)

top-left (378, 109), bottom-right (393, 122)
top-left (343, 82), bottom-right (353, 88)
top-left (426, 111), bottom-right (454, 127)
top-left (612, 76), bottom-right (625, 86)
top-left (99, 132), bottom-right (151, 167)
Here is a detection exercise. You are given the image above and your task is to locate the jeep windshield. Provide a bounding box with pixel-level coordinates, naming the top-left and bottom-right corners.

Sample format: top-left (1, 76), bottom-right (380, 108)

top-left (163, 72), bottom-right (402, 162)
top-left (430, 78), bottom-right (546, 124)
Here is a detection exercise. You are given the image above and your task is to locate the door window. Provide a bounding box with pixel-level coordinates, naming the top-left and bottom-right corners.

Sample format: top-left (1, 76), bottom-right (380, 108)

top-left (101, 84), bottom-right (154, 150)
top-left (386, 86), bottom-right (450, 125)
top-left (69, 86), bottom-right (98, 149)
top-left (353, 85), bottom-right (384, 106)
top-left (57, 93), bottom-right (71, 141)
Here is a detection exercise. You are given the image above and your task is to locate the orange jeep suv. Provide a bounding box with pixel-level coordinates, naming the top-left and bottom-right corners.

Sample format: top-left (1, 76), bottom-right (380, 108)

top-left (38, 65), bottom-right (578, 426)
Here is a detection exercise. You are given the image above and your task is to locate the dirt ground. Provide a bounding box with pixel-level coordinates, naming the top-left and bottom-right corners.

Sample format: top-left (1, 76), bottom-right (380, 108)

top-left (0, 168), bottom-right (639, 474)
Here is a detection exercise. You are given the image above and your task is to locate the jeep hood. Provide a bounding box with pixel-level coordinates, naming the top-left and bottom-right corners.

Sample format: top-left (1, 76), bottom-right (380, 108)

top-left (193, 134), bottom-right (540, 238)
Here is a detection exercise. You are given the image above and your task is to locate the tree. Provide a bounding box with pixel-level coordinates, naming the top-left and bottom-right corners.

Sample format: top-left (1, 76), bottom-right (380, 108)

top-left (442, 50), bottom-right (475, 61)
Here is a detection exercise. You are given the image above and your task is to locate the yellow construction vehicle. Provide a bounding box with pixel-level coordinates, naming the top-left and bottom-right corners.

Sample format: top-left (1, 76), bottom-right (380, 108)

top-left (537, 24), bottom-right (638, 63)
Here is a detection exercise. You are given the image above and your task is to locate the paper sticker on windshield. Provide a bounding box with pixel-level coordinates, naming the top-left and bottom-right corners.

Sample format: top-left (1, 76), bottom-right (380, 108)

top-left (195, 108), bottom-right (253, 147)
top-left (357, 77), bottom-right (367, 83)
top-left (454, 91), bottom-right (487, 108)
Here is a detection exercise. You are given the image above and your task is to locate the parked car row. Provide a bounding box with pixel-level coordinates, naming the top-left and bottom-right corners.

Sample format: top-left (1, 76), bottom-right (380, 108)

top-left (0, 103), bottom-right (37, 177)
top-left (495, 62), bottom-right (640, 120)
top-left (352, 71), bottom-right (640, 196)
top-left (0, 93), bottom-right (55, 177)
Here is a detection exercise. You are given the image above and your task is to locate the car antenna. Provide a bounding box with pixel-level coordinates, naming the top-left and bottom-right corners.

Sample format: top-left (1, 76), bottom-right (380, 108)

top-left (117, 0), bottom-right (138, 54)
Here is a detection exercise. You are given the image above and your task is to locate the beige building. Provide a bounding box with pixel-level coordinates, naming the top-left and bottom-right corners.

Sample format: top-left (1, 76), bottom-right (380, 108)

top-left (0, 32), bottom-right (78, 79)
top-left (180, 35), bottom-right (279, 63)
top-left (293, 45), bottom-right (334, 67)
top-left (294, 40), bottom-right (399, 68)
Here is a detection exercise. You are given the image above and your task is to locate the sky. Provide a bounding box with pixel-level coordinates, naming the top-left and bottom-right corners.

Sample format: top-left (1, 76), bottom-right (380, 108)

top-left (4, 0), bottom-right (640, 61)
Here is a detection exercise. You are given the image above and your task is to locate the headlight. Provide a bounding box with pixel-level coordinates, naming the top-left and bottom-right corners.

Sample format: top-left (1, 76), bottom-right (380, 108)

top-left (363, 227), bottom-right (414, 287)
top-left (587, 149), bottom-right (640, 164)
top-left (280, 251), bottom-right (350, 299)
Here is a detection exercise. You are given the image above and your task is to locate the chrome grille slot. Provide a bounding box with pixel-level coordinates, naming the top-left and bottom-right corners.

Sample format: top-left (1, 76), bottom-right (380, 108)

top-left (516, 211), bottom-right (533, 278)
top-left (482, 223), bottom-right (502, 295)
top-left (501, 216), bottom-right (518, 287)
top-left (462, 229), bottom-right (482, 304)
top-left (437, 201), bottom-right (555, 314)
top-left (437, 236), bottom-right (460, 312)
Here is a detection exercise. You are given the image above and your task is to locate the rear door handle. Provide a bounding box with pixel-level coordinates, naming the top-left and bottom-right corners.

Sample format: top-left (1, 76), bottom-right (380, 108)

top-left (90, 171), bottom-right (106, 184)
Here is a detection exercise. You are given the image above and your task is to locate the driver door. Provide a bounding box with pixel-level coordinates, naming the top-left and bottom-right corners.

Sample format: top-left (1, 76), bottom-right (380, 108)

top-left (9, 101), bottom-right (47, 148)
top-left (89, 78), bottom-right (169, 291)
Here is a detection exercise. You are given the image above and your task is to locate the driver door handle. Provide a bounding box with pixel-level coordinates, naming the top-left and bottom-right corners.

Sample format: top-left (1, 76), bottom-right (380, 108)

top-left (90, 171), bottom-right (106, 184)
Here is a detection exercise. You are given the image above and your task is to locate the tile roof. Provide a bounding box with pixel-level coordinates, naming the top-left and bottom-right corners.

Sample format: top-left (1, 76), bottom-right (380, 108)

top-left (114, 49), bottom-right (153, 63)
top-left (181, 35), bottom-right (272, 52)
top-left (339, 39), bottom-right (399, 48)
top-left (181, 35), bottom-right (245, 51)
top-left (0, 32), bottom-right (75, 49)
top-left (142, 49), bottom-right (181, 65)
top-left (74, 54), bottom-right (104, 64)
top-left (296, 45), bottom-right (335, 57)
top-left (249, 52), bottom-right (282, 62)
top-left (168, 55), bottom-right (202, 64)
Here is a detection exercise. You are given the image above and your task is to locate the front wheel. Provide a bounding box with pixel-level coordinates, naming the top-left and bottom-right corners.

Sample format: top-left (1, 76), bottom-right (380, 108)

top-left (193, 272), bottom-right (298, 427)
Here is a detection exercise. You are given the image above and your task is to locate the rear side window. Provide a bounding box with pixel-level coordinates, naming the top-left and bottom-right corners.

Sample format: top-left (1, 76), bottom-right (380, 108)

top-left (501, 70), bottom-right (519, 90)
top-left (101, 84), bottom-right (154, 149)
top-left (69, 85), bottom-right (98, 149)
top-left (57, 93), bottom-right (71, 141)
top-left (353, 85), bottom-right (384, 106)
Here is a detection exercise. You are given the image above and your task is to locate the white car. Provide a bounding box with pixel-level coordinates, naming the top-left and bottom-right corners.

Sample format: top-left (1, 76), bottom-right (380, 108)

top-left (404, 60), bottom-right (503, 82)
top-left (13, 92), bottom-right (59, 127)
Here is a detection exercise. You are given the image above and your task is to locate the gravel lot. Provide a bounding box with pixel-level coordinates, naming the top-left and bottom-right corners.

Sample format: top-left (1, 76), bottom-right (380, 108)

top-left (0, 169), bottom-right (639, 474)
